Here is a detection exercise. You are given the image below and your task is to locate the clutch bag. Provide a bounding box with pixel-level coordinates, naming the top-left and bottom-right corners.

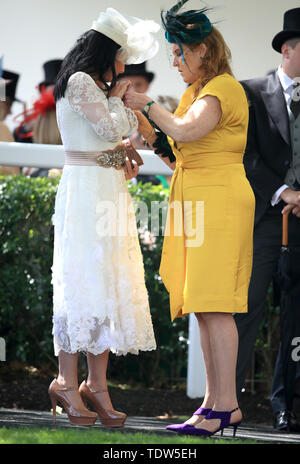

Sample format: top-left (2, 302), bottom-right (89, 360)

top-left (122, 138), bottom-right (144, 166)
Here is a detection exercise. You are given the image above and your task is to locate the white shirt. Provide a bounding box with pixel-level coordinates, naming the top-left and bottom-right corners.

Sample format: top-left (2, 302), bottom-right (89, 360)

top-left (271, 66), bottom-right (295, 206)
top-left (277, 65), bottom-right (299, 106)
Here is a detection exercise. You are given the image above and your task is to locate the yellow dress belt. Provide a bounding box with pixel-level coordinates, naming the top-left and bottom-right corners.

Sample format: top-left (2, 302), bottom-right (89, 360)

top-left (169, 152), bottom-right (244, 226)
top-left (174, 152), bottom-right (244, 169)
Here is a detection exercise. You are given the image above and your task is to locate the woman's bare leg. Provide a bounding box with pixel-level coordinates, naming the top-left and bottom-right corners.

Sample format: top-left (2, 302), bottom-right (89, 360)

top-left (86, 350), bottom-right (113, 409)
top-left (56, 350), bottom-right (87, 409)
top-left (185, 313), bottom-right (217, 425)
top-left (194, 312), bottom-right (242, 431)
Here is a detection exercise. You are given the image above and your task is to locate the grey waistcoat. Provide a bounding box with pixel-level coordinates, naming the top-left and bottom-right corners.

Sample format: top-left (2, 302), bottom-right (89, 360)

top-left (285, 107), bottom-right (300, 187)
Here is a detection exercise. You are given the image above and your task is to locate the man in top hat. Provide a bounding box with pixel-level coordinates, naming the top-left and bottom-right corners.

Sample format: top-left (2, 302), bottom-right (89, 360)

top-left (235, 8), bottom-right (300, 432)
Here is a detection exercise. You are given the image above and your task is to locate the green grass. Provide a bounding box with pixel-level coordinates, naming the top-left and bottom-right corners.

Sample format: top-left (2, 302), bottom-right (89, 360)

top-left (0, 426), bottom-right (262, 445)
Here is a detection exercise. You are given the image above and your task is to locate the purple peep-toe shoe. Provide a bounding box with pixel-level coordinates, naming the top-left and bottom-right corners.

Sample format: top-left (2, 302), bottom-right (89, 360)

top-left (171, 407), bottom-right (241, 438)
top-left (166, 407), bottom-right (212, 432)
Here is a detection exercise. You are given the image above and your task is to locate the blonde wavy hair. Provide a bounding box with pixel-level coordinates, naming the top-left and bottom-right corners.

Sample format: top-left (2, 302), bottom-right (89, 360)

top-left (33, 109), bottom-right (62, 145)
top-left (189, 26), bottom-right (233, 88)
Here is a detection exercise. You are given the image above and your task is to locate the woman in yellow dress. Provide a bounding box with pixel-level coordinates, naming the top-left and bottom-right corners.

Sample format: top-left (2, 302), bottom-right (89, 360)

top-left (124, 0), bottom-right (255, 437)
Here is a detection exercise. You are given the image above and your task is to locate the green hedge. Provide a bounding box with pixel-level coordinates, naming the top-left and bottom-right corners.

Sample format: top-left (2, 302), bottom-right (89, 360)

top-left (0, 175), bottom-right (188, 387)
top-left (0, 174), bottom-right (279, 391)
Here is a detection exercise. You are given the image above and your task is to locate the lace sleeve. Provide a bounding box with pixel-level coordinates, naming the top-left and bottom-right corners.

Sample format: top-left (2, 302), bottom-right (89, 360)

top-left (66, 72), bottom-right (137, 143)
top-left (124, 106), bottom-right (138, 131)
top-left (107, 97), bottom-right (138, 133)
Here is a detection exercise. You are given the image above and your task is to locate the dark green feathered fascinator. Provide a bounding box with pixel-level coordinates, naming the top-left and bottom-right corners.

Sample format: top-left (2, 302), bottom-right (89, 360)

top-left (161, 0), bottom-right (213, 60)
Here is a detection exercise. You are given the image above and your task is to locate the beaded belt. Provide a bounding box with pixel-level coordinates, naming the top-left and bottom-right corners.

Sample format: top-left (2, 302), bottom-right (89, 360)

top-left (64, 145), bottom-right (126, 169)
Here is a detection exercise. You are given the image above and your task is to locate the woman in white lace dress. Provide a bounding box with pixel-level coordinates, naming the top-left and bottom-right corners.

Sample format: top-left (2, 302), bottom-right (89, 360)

top-left (48, 8), bottom-right (159, 427)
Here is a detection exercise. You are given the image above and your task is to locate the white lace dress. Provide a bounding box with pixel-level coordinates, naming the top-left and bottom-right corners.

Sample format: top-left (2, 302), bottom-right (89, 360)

top-left (51, 71), bottom-right (156, 356)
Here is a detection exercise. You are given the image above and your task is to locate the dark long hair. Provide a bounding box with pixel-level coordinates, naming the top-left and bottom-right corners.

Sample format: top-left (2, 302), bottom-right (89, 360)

top-left (54, 30), bottom-right (121, 101)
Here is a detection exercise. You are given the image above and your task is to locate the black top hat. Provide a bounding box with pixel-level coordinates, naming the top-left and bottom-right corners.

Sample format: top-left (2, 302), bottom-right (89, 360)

top-left (272, 8), bottom-right (300, 53)
top-left (38, 59), bottom-right (63, 89)
top-left (118, 62), bottom-right (155, 83)
top-left (2, 70), bottom-right (21, 103)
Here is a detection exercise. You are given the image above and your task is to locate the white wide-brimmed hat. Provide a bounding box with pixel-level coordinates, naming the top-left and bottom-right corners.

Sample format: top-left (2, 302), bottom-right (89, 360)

top-left (91, 8), bottom-right (160, 65)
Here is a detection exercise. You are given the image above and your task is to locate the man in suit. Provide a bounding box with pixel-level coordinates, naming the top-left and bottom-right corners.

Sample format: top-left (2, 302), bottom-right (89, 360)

top-left (235, 8), bottom-right (300, 432)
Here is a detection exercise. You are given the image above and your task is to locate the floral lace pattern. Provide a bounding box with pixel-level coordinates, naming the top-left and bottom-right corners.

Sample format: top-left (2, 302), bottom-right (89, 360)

top-left (66, 72), bottom-right (138, 143)
top-left (51, 74), bottom-right (156, 356)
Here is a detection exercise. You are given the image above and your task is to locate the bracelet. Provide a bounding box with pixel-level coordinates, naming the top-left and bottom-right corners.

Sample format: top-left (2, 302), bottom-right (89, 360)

top-left (143, 100), bottom-right (156, 116)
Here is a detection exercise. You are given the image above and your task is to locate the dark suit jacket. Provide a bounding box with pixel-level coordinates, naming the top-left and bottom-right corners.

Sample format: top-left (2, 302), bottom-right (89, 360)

top-left (241, 72), bottom-right (292, 226)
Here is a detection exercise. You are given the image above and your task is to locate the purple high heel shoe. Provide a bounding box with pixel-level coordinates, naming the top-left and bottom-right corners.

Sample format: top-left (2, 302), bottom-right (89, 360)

top-left (166, 407), bottom-right (212, 432)
top-left (173, 407), bottom-right (241, 438)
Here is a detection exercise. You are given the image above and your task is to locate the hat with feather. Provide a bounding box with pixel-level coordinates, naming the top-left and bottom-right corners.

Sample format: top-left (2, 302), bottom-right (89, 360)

top-left (91, 8), bottom-right (160, 65)
top-left (161, 0), bottom-right (213, 62)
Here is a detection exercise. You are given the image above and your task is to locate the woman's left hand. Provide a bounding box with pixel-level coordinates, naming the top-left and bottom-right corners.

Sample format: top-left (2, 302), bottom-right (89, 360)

top-left (123, 89), bottom-right (151, 111)
top-left (123, 158), bottom-right (139, 180)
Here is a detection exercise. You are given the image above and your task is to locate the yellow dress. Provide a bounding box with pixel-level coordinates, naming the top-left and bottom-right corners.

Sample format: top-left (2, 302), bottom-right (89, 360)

top-left (159, 73), bottom-right (255, 321)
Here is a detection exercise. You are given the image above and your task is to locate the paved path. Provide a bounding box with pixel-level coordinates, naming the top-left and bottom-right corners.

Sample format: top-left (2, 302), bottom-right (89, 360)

top-left (1, 408), bottom-right (300, 444)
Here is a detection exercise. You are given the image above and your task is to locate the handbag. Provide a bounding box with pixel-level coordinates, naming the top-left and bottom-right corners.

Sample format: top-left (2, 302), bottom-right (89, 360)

top-left (122, 138), bottom-right (144, 167)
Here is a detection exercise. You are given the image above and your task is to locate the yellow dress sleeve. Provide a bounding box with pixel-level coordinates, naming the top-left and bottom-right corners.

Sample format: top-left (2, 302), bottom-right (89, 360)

top-left (196, 74), bottom-right (248, 128)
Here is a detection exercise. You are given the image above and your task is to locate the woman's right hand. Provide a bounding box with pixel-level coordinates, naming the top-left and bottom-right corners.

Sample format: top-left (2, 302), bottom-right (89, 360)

top-left (123, 158), bottom-right (139, 180)
top-left (108, 80), bottom-right (131, 99)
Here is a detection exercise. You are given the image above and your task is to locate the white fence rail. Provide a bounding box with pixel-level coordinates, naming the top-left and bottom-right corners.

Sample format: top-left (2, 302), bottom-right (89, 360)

top-left (0, 141), bottom-right (205, 397)
top-left (0, 142), bottom-right (173, 175)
